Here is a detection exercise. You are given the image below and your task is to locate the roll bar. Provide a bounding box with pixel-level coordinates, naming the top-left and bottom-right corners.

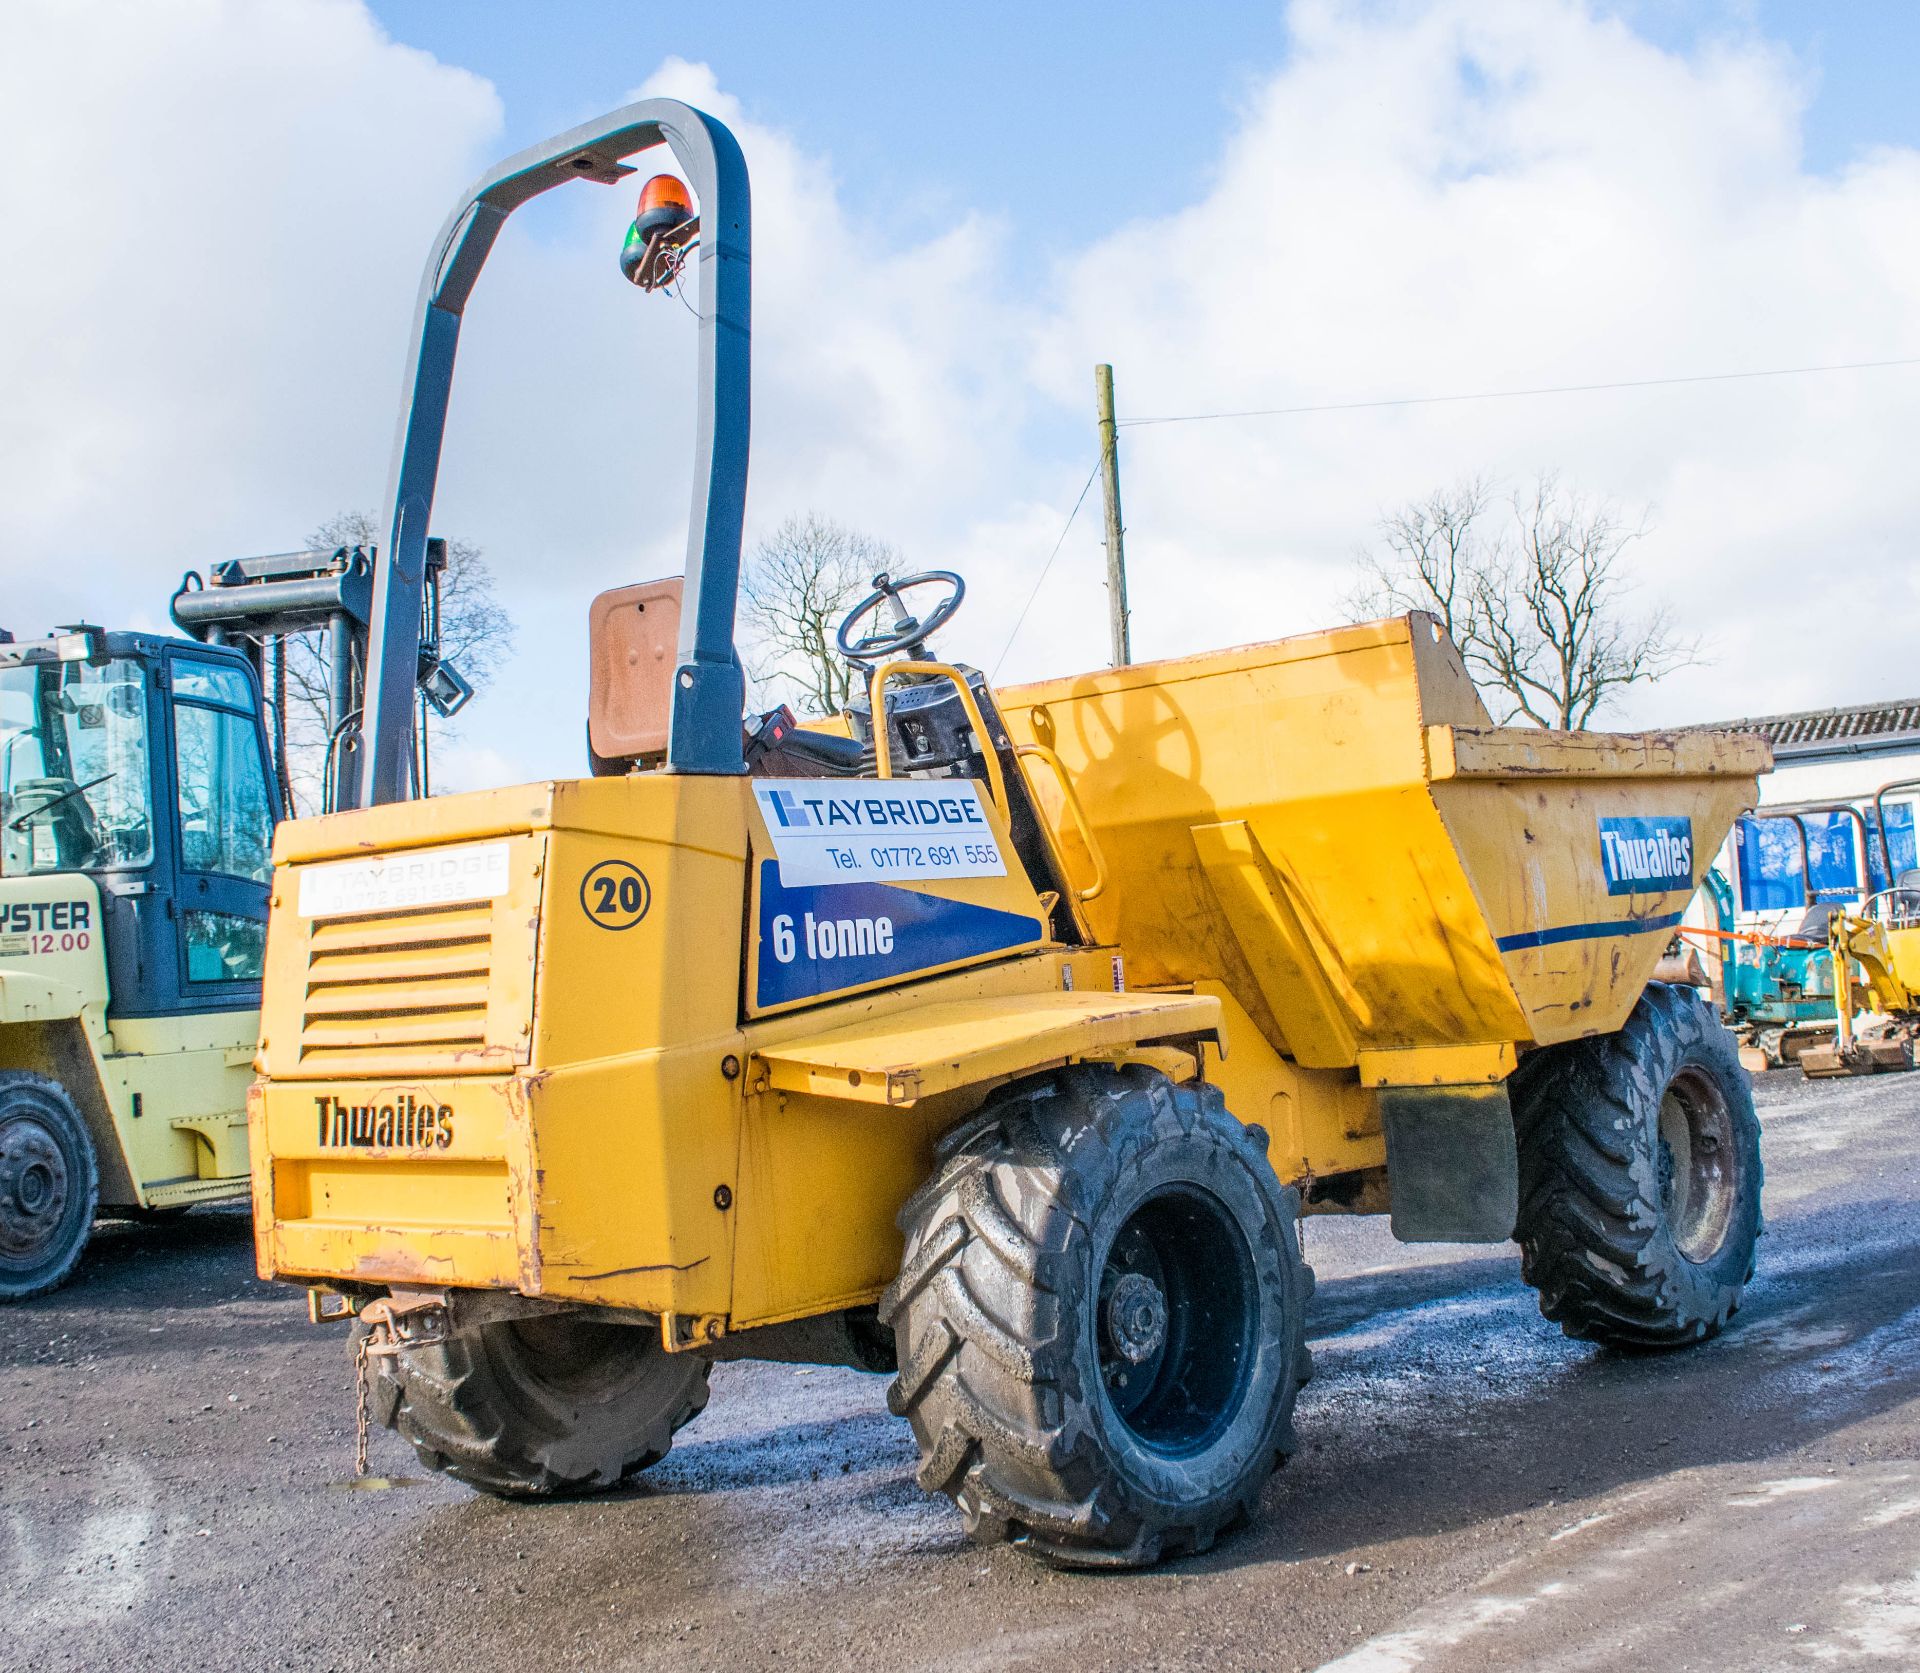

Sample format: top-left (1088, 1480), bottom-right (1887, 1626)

top-left (351, 99), bottom-right (751, 808)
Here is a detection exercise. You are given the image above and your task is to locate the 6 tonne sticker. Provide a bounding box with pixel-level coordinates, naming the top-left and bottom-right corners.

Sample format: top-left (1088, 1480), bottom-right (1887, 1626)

top-left (751, 779), bottom-right (1006, 887)
top-left (1598, 815), bottom-right (1695, 896)
top-left (755, 862), bottom-right (1040, 1007)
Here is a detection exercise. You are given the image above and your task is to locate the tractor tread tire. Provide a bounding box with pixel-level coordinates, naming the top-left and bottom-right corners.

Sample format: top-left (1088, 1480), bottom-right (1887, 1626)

top-left (367, 1317), bottom-right (710, 1497)
top-left (1512, 982), bottom-right (1762, 1349)
top-left (0, 1071), bottom-right (99, 1303)
top-left (882, 1065), bottom-right (1311, 1569)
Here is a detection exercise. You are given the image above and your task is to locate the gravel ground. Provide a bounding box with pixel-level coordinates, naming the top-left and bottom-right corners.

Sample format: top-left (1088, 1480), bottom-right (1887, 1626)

top-left (5, 1066), bottom-right (1920, 1672)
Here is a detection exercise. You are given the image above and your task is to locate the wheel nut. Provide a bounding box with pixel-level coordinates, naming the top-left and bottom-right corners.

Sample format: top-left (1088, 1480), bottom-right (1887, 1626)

top-left (1104, 1272), bottom-right (1168, 1364)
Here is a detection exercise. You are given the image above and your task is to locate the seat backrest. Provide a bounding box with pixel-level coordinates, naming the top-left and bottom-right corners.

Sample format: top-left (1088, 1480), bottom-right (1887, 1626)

top-left (587, 577), bottom-right (683, 764)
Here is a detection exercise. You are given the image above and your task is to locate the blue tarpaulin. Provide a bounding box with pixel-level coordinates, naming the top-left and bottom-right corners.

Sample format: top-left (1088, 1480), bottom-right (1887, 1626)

top-left (1736, 802), bottom-right (1917, 912)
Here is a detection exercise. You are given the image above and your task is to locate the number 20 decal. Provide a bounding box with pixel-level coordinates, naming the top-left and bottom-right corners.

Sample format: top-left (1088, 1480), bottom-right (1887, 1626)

top-left (580, 860), bottom-right (652, 930)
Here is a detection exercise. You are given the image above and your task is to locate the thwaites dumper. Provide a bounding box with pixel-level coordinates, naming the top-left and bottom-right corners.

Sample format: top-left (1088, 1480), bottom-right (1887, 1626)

top-left (251, 100), bottom-right (1771, 1567)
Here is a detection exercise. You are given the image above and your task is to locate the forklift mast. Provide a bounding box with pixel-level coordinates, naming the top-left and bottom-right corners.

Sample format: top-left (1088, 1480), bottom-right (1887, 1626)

top-left (169, 541), bottom-right (470, 813)
top-left (351, 98), bottom-right (752, 809)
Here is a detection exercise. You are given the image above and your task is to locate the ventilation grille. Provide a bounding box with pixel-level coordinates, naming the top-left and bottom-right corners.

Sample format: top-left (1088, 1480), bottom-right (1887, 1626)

top-left (298, 901), bottom-right (512, 1073)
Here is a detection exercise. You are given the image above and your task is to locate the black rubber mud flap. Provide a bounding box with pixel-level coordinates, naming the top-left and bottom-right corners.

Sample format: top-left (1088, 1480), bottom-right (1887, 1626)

top-left (1380, 1084), bottom-right (1518, 1243)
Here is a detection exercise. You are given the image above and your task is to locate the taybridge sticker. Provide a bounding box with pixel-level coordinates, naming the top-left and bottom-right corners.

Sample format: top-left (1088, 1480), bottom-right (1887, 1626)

top-left (751, 779), bottom-right (1007, 886)
top-left (1598, 815), bottom-right (1694, 896)
top-left (581, 859), bottom-right (651, 930)
top-left (298, 840), bottom-right (509, 918)
top-left (755, 861), bottom-right (1039, 1007)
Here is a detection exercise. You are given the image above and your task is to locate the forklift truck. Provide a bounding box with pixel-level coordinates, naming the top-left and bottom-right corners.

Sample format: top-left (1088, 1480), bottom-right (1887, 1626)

top-left (0, 623), bottom-right (278, 1297)
top-left (0, 545), bottom-right (468, 1298)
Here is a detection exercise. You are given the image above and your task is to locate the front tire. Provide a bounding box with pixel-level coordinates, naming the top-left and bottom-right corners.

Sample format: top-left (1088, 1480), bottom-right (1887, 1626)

top-left (882, 1065), bottom-right (1312, 1568)
top-left (1512, 982), bottom-right (1762, 1348)
top-left (0, 1072), bottom-right (99, 1302)
top-left (375, 1314), bottom-right (710, 1496)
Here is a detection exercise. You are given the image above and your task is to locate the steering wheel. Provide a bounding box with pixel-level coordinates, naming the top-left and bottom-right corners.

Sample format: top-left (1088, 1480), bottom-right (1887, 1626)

top-left (835, 571), bottom-right (966, 661)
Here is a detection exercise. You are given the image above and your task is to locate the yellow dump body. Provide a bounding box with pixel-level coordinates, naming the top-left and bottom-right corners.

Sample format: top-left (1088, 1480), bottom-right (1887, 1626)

top-left (1000, 613), bottom-right (1769, 1082)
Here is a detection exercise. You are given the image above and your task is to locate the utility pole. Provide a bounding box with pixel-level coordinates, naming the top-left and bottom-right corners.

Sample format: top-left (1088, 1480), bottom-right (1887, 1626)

top-left (1095, 362), bottom-right (1131, 666)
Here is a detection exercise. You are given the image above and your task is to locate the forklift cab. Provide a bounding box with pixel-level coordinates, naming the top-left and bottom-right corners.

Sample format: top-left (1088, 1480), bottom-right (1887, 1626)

top-left (0, 628), bottom-right (280, 1013)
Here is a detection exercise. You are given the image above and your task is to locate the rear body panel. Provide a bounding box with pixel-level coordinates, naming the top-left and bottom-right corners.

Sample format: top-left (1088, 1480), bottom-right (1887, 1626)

top-left (252, 776), bottom-right (1174, 1324)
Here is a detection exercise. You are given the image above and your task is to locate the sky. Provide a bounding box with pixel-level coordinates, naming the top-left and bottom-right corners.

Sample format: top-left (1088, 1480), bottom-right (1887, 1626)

top-left (3, 0), bottom-right (1919, 792)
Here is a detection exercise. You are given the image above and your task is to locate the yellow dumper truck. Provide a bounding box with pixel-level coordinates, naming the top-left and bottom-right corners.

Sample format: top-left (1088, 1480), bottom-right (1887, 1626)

top-left (247, 100), bottom-right (1770, 1566)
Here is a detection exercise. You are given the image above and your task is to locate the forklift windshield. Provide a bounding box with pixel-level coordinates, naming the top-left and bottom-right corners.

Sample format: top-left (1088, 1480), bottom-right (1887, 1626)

top-left (0, 656), bottom-right (155, 876)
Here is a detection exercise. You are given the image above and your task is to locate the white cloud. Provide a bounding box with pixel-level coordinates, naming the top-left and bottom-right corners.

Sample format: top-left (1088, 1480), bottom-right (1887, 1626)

top-left (1032, 0), bottom-right (1920, 720)
top-left (4, 0), bottom-right (1918, 795)
top-left (0, 0), bottom-right (501, 601)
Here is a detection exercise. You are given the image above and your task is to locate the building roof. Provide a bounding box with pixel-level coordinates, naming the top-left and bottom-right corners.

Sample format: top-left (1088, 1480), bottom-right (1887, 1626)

top-left (1706, 697), bottom-right (1920, 763)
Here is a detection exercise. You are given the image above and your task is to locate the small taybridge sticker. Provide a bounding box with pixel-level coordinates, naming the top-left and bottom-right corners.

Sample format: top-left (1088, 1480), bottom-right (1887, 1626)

top-left (751, 779), bottom-right (1006, 887)
top-left (580, 860), bottom-right (651, 930)
top-left (1598, 815), bottom-right (1694, 896)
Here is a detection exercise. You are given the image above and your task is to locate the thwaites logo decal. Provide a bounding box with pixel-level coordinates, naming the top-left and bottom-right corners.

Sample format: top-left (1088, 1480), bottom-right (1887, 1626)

top-left (755, 861), bottom-right (1038, 1008)
top-left (313, 1092), bottom-right (454, 1150)
top-left (751, 779), bottom-right (1007, 886)
top-left (1598, 815), bottom-right (1694, 896)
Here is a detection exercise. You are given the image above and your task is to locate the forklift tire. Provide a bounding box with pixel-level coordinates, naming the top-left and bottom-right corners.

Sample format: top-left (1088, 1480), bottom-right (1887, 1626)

top-left (0, 1072), bottom-right (99, 1302)
top-left (1512, 982), bottom-right (1762, 1349)
top-left (378, 1315), bottom-right (710, 1496)
top-left (881, 1064), bottom-right (1312, 1569)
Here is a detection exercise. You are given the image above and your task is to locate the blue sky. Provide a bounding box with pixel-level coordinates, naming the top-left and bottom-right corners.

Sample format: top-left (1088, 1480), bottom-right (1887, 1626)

top-left (367, 0), bottom-right (1920, 259)
top-left (7, 0), bottom-right (1920, 789)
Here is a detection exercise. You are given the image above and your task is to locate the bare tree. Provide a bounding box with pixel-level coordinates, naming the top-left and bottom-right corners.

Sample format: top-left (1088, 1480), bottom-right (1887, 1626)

top-left (1348, 474), bottom-right (1699, 728)
top-left (739, 513), bottom-right (898, 714)
top-left (1348, 476), bottom-right (1494, 651)
top-left (273, 511), bottom-right (515, 812)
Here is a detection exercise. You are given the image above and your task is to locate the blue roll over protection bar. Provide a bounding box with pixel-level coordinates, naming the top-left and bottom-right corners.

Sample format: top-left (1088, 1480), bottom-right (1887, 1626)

top-left (350, 99), bottom-right (752, 808)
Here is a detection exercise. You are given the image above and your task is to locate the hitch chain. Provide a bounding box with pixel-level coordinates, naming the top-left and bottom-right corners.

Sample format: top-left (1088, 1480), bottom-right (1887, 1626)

top-left (351, 1296), bottom-right (448, 1479)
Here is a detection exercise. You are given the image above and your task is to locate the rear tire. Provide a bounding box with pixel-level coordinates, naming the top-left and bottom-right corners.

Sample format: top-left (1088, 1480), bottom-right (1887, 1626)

top-left (882, 1065), bottom-right (1312, 1568)
top-left (1512, 982), bottom-right (1762, 1348)
top-left (0, 1072), bottom-right (99, 1302)
top-left (377, 1314), bottom-right (710, 1496)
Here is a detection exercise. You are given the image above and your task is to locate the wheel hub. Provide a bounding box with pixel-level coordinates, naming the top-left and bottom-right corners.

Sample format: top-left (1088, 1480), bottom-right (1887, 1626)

top-left (1657, 1069), bottom-right (1736, 1264)
top-left (0, 1116), bottom-right (69, 1258)
top-left (1103, 1271), bottom-right (1168, 1364)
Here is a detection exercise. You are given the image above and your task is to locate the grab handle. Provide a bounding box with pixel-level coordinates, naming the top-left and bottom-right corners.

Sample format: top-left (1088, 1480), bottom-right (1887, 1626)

top-left (1015, 742), bottom-right (1108, 904)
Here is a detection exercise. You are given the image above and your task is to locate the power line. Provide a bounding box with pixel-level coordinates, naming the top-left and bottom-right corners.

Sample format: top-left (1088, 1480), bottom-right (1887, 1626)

top-left (1118, 355), bottom-right (1920, 429)
top-left (993, 457), bottom-right (1102, 677)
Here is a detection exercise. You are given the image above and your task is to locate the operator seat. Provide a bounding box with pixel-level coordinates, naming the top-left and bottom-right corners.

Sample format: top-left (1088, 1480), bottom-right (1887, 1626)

top-left (584, 577), bottom-right (867, 778)
top-left (586, 577), bottom-right (682, 774)
top-left (1891, 869), bottom-right (1920, 927)
top-left (1, 778), bottom-right (102, 872)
